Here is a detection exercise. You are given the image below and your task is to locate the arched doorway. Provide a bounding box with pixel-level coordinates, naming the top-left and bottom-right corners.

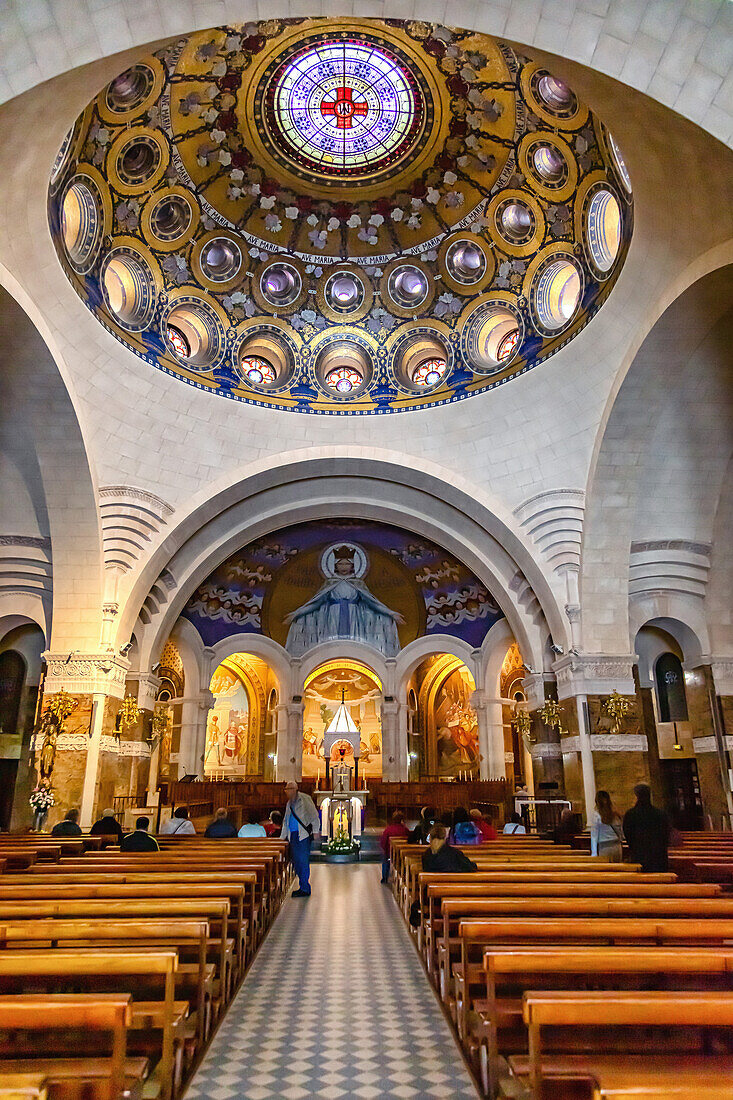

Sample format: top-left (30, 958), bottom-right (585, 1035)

top-left (410, 655), bottom-right (478, 779)
top-left (302, 659), bottom-right (383, 783)
top-left (204, 654), bottom-right (276, 778)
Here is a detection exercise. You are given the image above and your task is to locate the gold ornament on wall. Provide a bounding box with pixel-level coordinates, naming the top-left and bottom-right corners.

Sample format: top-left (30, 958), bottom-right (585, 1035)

top-left (36, 689), bottom-right (76, 780)
top-left (146, 703), bottom-right (170, 751)
top-left (539, 698), bottom-right (566, 735)
top-left (115, 693), bottom-right (141, 738)
top-left (602, 690), bottom-right (632, 735)
top-left (512, 706), bottom-right (532, 745)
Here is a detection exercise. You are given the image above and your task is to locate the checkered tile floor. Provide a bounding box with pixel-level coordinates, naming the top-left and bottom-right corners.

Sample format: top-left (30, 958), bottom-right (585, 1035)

top-left (185, 864), bottom-right (479, 1099)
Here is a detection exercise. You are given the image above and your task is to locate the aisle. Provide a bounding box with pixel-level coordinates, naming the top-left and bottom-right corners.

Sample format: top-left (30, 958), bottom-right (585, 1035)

top-left (186, 864), bottom-right (479, 1099)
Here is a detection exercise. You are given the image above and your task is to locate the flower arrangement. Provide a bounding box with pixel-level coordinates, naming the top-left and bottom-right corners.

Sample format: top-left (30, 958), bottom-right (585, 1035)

top-left (29, 783), bottom-right (55, 813)
top-left (322, 824), bottom-right (356, 855)
top-left (603, 690), bottom-right (632, 735)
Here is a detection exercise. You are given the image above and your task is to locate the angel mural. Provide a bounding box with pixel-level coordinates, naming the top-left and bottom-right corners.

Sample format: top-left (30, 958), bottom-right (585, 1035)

top-left (285, 542), bottom-right (404, 658)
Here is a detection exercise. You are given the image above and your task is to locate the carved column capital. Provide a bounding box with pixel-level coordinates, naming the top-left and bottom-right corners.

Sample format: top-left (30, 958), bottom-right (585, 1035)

top-left (41, 651), bottom-right (131, 700)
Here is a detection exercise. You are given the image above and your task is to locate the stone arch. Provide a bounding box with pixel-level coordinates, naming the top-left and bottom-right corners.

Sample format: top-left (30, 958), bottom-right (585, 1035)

top-left (0, 279), bottom-right (102, 652)
top-left (122, 451), bottom-right (562, 675)
top-left (395, 635), bottom-right (478, 699)
top-left (297, 643), bottom-right (389, 699)
top-left (582, 265), bottom-right (733, 657)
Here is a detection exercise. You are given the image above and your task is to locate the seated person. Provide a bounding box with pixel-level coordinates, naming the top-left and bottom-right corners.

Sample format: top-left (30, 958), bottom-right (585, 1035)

top-left (90, 807), bottom-right (123, 843)
top-left (422, 823), bottom-right (478, 873)
top-left (470, 807), bottom-right (497, 840)
top-left (449, 806), bottom-right (481, 844)
top-left (120, 815), bottom-right (160, 852)
top-left (238, 809), bottom-right (267, 838)
top-left (379, 810), bottom-right (410, 884)
top-left (408, 806), bottom-right (436, 844)
top-left (159, 805), bottom-right (196, 835)
top-left (205, 807), bottom-right (238, 838)
top-left (51, 808), bottom-right (82, 837)
top-left (553, 806), bottom-right (580, 845)
top-left (503, 811), bottom-right (526, 835)
top-left (264, 810), bottom-right (283, 837)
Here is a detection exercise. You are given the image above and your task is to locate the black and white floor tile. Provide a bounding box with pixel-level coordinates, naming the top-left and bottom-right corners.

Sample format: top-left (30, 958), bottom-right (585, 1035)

top-left (186, 864), bottom-right (479, 1099)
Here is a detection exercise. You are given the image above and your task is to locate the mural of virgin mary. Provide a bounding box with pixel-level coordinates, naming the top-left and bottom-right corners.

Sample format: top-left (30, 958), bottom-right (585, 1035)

top-left (284, 542), bottom-right (404, 658)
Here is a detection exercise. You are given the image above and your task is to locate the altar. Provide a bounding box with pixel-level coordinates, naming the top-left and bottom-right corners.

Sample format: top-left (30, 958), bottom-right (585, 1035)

top-left (316, 763), bottom-right (368, 844)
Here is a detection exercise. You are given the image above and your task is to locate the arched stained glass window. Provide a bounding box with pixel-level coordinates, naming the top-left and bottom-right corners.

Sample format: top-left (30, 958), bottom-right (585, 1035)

top-left (412, 358), bottom-right (446, 387)
top-left (655, 652), bottom-right (688, 723)
top-left (166, 324), bottom-right (191, 359)
top-left (325, 365), bottom-right (363, 393)
top-left (242, 356), bottom-right (277, 385)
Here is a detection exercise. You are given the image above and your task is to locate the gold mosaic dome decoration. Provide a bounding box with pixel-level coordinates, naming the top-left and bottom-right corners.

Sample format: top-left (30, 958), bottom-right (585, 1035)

top-left (48, 18), bottom-right (633, 415)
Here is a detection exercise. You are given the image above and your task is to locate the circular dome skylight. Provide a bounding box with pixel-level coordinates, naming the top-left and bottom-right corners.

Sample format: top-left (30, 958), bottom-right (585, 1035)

top-left (264, 37), bottom-right (423, 179)
top-left (534, 258), bottom-right (582, 331)
top-left (49, 17), bottom-right (632, 415)
top-left (446, 240), bottom-right (487, 284)
top-left (586, 189), bottom-right (622, 273)
top-left (106, 65), bottom-right (155, 113)
top-left (200, 237), bottom-right (242, 283)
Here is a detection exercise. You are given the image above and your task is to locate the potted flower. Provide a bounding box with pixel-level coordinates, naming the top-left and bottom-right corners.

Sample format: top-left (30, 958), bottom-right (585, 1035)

top-left (29, 782), bottom-right (55, 831)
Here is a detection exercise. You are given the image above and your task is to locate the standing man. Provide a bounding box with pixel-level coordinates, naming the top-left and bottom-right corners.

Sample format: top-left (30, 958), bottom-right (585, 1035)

top-left (281, 781), bottom-right (320, 897)
top-left (623, 783), bottom-right (670, 872)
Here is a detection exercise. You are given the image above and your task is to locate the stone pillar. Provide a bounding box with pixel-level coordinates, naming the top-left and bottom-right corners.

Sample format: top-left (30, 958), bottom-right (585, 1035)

top-left (381, 699), bottom-right (405, 780)
top-left (574, 694), bottom-right (596, 826)
top-left (80, 692), bottom-right (106, 828)
top-left (176, 692), bottom-right (213, 779)
top-left (522, 674), bottom-right (565, 797)
top-left (275, 701), bottom-right (303, 782)
top-left (472, 691), bottom-right (506, 780)
top-left (39, 651), bottom-right (129, 828)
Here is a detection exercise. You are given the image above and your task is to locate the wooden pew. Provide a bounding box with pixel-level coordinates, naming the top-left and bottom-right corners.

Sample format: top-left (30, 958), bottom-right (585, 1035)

top-left (0, 993), bottom-right (136, 1100)
top-left (513, 991), bottom-right (733, 1100)
top-left (0, 952), bottom-right (180, 1100)
top-left (435, 896), bottom-right (733, 999)
top-left (0, 921), bottom-right (210, 1045)
top-left (0, 882), bottom-right (250, 973)
top-left (478, 946), bottom-right (733, 1097)
top-left (0, 873), bottom-right (262, 961)
top-left (0, 900), bottom-right (233, 1007)
top-left (420, 879), bottom-right (721, 972)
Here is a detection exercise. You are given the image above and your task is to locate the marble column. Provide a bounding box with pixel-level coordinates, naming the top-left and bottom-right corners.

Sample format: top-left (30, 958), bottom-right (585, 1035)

top-left (381, 699), bottom-right (406, 780)
top-left (275, 701), bottom-right (303, 782)
top-left (80, 692), bottom-right (106, 828)
top-left (574, 693), bottom-right (596, 826)
top-left (472, 691), bottom-right (506, 780)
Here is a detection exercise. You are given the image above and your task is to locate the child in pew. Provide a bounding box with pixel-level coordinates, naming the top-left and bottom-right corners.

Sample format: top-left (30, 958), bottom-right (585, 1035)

top-left (379, 810), bottom-right (410, 884)
top-left (591, 789), bottom-right (624, 861)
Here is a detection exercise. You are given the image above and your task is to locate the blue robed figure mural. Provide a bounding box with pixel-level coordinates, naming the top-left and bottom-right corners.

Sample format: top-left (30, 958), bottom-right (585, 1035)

top-left (284, 543), bottom-right (404, 658)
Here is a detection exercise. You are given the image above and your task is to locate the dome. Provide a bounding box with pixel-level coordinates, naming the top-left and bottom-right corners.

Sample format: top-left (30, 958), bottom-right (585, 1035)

top-left (47, 17), bottom-right (632, 415)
